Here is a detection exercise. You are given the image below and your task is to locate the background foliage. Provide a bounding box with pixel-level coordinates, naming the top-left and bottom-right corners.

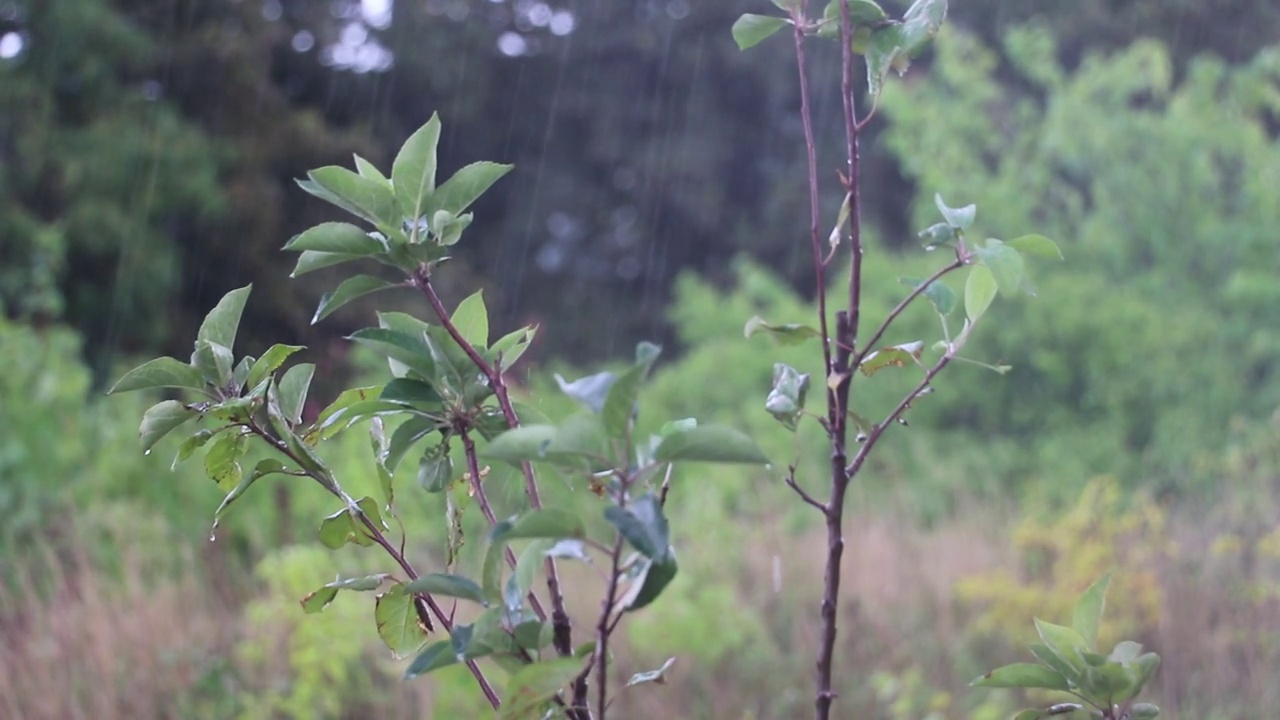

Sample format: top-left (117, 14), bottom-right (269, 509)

top-left (3, 0), bottom-right (1280, 717)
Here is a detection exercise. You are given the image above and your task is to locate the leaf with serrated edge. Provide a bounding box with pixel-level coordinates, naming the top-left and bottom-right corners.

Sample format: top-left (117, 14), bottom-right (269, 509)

top-left (392, 114), bottom-right (442, 223)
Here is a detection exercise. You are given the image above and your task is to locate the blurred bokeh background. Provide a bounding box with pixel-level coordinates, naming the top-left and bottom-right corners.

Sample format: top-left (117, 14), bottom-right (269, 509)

top-left (2, 0), bottom-right (1279, 717)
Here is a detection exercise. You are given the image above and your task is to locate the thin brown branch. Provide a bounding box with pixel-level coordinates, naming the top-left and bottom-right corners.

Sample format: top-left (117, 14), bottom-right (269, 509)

top-left (410, 270), bottom-right (577, 662)
top-left (854, 256), bottom-right (964, 368)
top-left (784, 465), bottom-right (827, 513)
top-left (846, 350), bottom-right (957, 479)
top-left (595, 534), bottom-right (626, 719)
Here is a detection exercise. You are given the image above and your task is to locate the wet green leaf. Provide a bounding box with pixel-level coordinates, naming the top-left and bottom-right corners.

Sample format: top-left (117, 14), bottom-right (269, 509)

top-left (934, 192), bottom-right (975, 231)
top-left (743, 315), bottom-right (823, 345)
top-left (313, 275), bottom-right (399, 324)
top-left (434, 161), bottom-right (514, 216)
top-left (393, 114), bottom-right (442, 223)
top-left (245, 344), bottom-right (305, 391)
top-left (654, 425), bottom-right (769, 464)
top-left (403, 573), bottom-right (488, 605)
top-left (139, 400), bottom-right (197, 452)
top-left (732, 14), bottom-right (788, 50)
top-left (965, 264), bottom-right (998, 321)
top-left (403, 641), bottom-right (457, 679)
top-left (197, 285), bottom-right (252, 351)
top-left (497, 657), bottom-right (586, 720)
top-left (283, 221), bottom-right (388, 255)
top-left (376, 584), bottom-right (429, 658)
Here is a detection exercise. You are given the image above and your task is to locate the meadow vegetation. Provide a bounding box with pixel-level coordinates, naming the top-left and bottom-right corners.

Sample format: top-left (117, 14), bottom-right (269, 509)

top-left (4, 24), bottom-right (1280, 720)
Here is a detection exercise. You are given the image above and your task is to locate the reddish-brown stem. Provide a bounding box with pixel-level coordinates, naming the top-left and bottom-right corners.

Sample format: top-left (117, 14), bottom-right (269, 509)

top-left (854, 256), bottom-right (965, 367)
top-left (245, 421), bottom-right (502, 709)
top-left (595, 533), bottom-right (626, 719)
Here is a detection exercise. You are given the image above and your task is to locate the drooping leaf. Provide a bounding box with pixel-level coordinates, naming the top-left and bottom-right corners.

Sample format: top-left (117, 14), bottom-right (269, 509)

top-left (450, 289), bottom-right (490, 347)
top-left (283, 222), bottom-right (388, 255)
top-left (204, 431), bottom-right (248, 492)
top-left (732, 14), bottom-right (789, 50)
top-left (617, 554), bottom-right (679, 612)
top-left (109, 356), bottom-right (208, 395)
top-left (139, 400), bottom-right (197, 452)
top-left (934, 192), bottom-right (975, 231)
top-left (313, 275), bottom-right (399, 324)
top-left (212, 458), bottom-right (295, 527)
top-left (1072, 572), bottom-right (1112, 650)
top-left (1008, 233), bottom-right (1064, 260)
top-left (899, 0), bottom-right (947, 56)
top-left (654, 425), bottom-right (769, 465)
top-left (971, 663), bottom-right (1070, 690)
top-left (403, 573), bottom-right (488, 605)
top-left (173, 429), bottom-right (215, 468)
top-left (866, 23), bottom-right (905, 97)
top-left (375, 584), bottom-right (430, 658)
top-left (743, 315), bottom-right (823, 345)
top-left (417, 442), bottom-right (454, 493)
top-left (964, 264), bottom-right (998, 321)
top-left (392, 114), bottom-right (442, 223)
top-left (433, 162), bottom-right (514, 216)
top-left (497, 658), bottom-right (587, 720)
top-left (858, 341), bottom-right (924, 376)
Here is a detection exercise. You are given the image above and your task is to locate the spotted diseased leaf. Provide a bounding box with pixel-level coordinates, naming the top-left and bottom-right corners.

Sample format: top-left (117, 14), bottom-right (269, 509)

top-left (743, 315), bottom-right (823, 346)
top-left (139, 400), bottom-right (197, 452)
top-left (375, 584), bottom-right (430, 658)
top-left (858, 341), bottom-right (924, 376)
top-left (301, 574), bottom-right (391, 614)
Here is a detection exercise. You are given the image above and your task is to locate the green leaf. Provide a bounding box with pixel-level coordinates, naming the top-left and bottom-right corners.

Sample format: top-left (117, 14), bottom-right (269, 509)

top-left (192, 339), bottom-right (234, 386)
top-left (975, 239), bottom-right (1026, 297)
top-left (393, 114), bottom-right (443, 223)
top-left (383, 415), bottom-right (441, 473)
top-left (313, 275), bottom-right (399, 324)
top-left (139, 400), bottom-right (197, 452)
top-left (381, 378), bottom-right (444, 408)
top-left (513, 620), bottom-right (552, 652)
top-left (197, 285), bottom-right (252, 351)
top-left (283, 222), bottom-right (388, 255)
top-left (347, 327), bottom-right (437, 380)
top-left (899, 276), bottom-right (957, 316)
top-left (173, 429), bottom-right (215, 468)
top-left (1007, 233), bottom-right (1064, 260)
top-left (306, 385), bottom-right (383, 442)
top-left (212, 458), bottom-right (294, 526)
top-left (899, 0), bottom-right (947, 58)
top-left (971, 663), bottom-right (1070, 690)
top-left (484, 425), bottom-right (558, 463)
top-left (604, 494), bottom-right (670, 560)
top-left (403, 573), bottom-right (488, 605)
top-left (204, 431), bottom-right (247, 492)
top-left (627, 657), bottom-right (676, 687)
top-left (434, 161), bottom-right (513, 216)
top-left (1028, 642), bottom-right (1081, 685)
top-left (301, 574), bottom-right (390, 614)
top-left (858, 341), bottom-right (924, 376)
top-left (965, 264), bottom-right (998, 321)
top-left (1034, 619), bottom-right (1089, 676)
top-left (317, 498), bottom-right (383, 549)
top-left (602, 342), bottom-right (661, 438)
top-left (487, 325), bottom-right (536, 370)
top-left (290, 250), bottom-right (363, 277)
top-left (450, 289), bottom-right (489, 347)
top-left (404, 641), bottom-right (458, 679)
top-left (109, 356), bottom-right (208, 394)
top-left (1130, 703), bottom-right (1161, 719)
top-left (1072, 572), bottom-right (1112, 650)
top-left (276, 363), bottom-right (315, 425)
top-left (743, 315), bottom-right (823, 345)
top-left (554, 370), bottom-right (616, 413)
top-left (732, 13), bottom-right (788, 50)
top-left (353, 154), bottom-right (390, 186)
top-left (493, 508), bottom-right (587, 542)
top-left (245, 344), bottom-right (305, 391)
top-left (934, 193), bottom-right (975, 231)
top-left (497, 658), bottom-right (586, 720)
top-left (1011, 711), bottom-right (1050, 720)
top-left (417, 442), bottom-right (454, 493)
top-left (866, 23), bottom-right (905, 97)
top-left (765, 363), bottom-right (809, 432)
top-left (654, 425), bottom-right (769, 465)
top-left (918, 221), bottom-right (958, 250)
top-left (375, 584), bottom-right (429, 659)
top-left (510, 540), bottom-right (554, 611)
top-left (619, 554), bottom-right (678, 612)
top-left (309, 166), bottom-right (401, 230)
